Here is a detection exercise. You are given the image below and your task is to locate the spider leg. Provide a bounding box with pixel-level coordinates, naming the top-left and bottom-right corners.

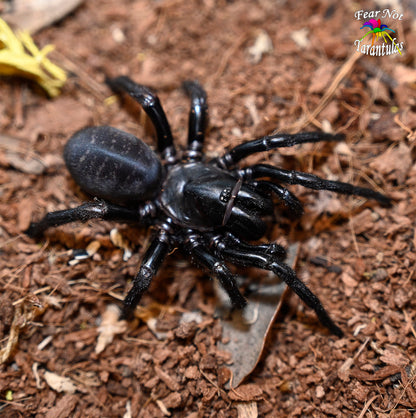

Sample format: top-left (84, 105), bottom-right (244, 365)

top-left (211, 234), bottom-right (343, 337)
top-left (25, 200), bottom-right (154, 238)
top-left (122, 230), bottom-right (170, 319)
top-left (184, 233), bottom-right (247, 309)
top-left (252, 180), bottom-right (304, 217)
top-left (216, 131), bottom-right (344, 168)
top-left (106, 76), bottom-right (176, 162)
top-left (217, 232), bottom-right (287, 260)
top-left (183, 80), bottom-right (208, 160)
top-left (241, 164), bottom-right (391, 206)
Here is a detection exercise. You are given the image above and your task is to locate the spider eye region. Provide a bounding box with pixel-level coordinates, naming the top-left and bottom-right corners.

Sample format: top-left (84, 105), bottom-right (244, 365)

top-left (220, 187), bottom-right (232, 203)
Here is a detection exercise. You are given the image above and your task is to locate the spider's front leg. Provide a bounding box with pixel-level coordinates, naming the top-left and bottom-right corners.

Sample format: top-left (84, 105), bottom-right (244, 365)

top-left (121, 228), bottom-right (170, 319)
top-left (216, 131), bottom-right (345, 168)
top-left (240, 164), bottom-right (391, 206)
top-left (211, 233), bottom-right (343, 337)
top-left (183, 232), bottom-right (247, 309)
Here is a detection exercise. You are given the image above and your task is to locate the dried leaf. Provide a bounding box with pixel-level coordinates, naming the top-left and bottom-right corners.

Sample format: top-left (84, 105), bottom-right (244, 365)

top-left (290, 28), bottom-right (310, 48)
top-left (228, 384), bottom-right (263, 401)
top-left (44, 371), bottom-right (77, 394)
top-left (308, 63), bottom-right (336, 94)
top-left (3, 0), bottom-right (84, 34)
top-left (217, 244), bottom-right (298, 387)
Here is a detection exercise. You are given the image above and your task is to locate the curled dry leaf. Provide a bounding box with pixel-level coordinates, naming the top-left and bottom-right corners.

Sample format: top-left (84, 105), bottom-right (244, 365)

top-left (216, 244), bottom-right (298, 388)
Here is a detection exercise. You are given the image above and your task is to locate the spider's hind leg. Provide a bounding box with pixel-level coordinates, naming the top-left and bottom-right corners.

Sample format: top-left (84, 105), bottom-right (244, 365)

top-left (106, 76), bottom-right (176, 162)
top-left (183, 80), bottom-right (208, 160)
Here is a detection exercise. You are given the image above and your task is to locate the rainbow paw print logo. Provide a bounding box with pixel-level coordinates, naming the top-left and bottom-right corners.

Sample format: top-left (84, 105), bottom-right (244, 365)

top-left (354, 9), bottom-right (404, 56)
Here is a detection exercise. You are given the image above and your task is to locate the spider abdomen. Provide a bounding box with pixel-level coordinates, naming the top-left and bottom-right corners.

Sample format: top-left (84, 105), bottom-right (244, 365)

top-left (64, 126), bottom-right (163, 206)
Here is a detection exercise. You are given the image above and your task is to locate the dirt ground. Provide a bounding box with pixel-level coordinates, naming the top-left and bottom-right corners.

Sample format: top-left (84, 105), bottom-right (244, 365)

top-left (1, 0), bottom-right (416, 416)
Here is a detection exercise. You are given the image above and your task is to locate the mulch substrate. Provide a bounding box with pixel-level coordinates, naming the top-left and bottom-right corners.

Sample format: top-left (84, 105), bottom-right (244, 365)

top-left (1, 0), bottom-right (416, 416)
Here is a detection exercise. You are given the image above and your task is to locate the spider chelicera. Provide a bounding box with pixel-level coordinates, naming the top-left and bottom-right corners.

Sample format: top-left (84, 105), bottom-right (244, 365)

top-left (26, 76), bottom-right (391, 337)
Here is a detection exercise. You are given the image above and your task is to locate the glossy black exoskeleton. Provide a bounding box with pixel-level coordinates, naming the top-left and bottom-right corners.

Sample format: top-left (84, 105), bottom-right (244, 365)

top-left (26, 76), bottom-right (391, 337)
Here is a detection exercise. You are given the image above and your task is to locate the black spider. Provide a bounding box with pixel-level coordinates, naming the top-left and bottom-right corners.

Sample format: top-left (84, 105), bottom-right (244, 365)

top-left (26, 77), bottom-right (391, 337)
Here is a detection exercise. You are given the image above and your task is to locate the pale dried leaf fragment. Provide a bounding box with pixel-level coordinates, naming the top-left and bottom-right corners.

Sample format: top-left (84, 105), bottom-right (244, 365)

top-left (44, 371), bottom-right (77, 394)
top-left (247, 30), bottom-right (273, 64)
top-left (236, 401), bottom-right (258, 418)
top-left (4, 151), bottom-right (45, 174)
top-left (96, 304), bottom-right (127, 354)
top-left (123, 400), bottom-right (132, 418)
top-left (229, 384), bottom-right (263, 401)
top-left (86, 240), bottom-right (101, 257)
top-left (3, 0), bottom-right (84, 34)
top-left (290, 28), bottom-right (310, 48)
top-left (110, 228), bottom-right (132, 261)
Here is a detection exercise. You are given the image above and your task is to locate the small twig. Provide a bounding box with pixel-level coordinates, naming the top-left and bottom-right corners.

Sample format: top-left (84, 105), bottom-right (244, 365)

top-left (348, 216), bottom-right (361, 259)
top-left (210, 33), bottom-right (247, 82)
top-left (199, 368), bottom-right (227, 397)
top-left (357, 394), bottom-right (380, 418)
top-left (394, 114), bottom-right (416, 142)
top-left (289, 51), bottom-right (362, 133)
top-left (403, 309), bottom-right (416, 339)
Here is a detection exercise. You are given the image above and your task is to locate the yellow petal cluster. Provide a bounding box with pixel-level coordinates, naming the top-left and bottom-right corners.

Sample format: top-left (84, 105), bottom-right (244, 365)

top-left (0, 18), bottom-right (66, 97)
